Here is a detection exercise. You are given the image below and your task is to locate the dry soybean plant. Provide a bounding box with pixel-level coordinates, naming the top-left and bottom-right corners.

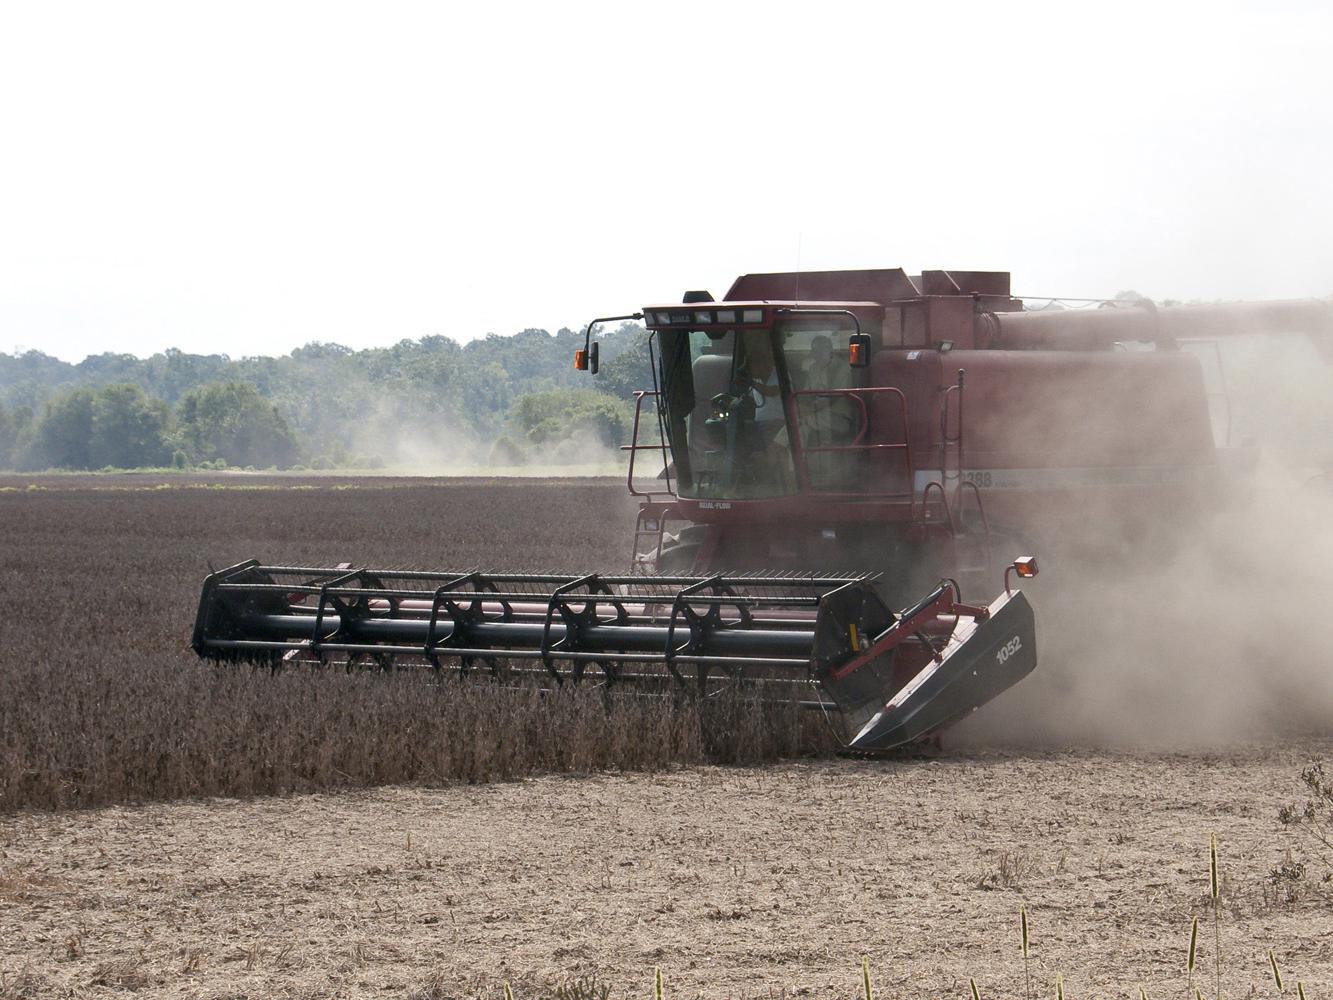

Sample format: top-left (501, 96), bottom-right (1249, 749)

top-left (1280, 762), bottom-right (1333, 882)
top-left (483, 927), bottom-right (1317, 1000)
top-left (965, 839), bottom-right (1311, 1000)
top-left (478, 858), bottom-right (1321, 1000)
top-left (1210, 833), bottom-right (1221, 1000)
top-left (1187, 915), bottom-right (1200, 1000)
top-left (1021, 903), bottom-right (1033, 1000)
top-left (0, 483), bottom-right (837, 812)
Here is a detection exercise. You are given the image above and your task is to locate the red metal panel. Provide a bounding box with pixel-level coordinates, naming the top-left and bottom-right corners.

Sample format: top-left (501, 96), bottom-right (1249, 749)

top-left (921, 270), bottom-right (1012, 296)
top-left (989, 298), bottom-right (1333, 354)
top-left (724, 269), bottom-right (920, 303)
top-left (952, 349), bottom-right (1216, 470)
top-left (925, 296), bottom-right (977, 348)
top-left (869, 349), bottom-right (943, 458)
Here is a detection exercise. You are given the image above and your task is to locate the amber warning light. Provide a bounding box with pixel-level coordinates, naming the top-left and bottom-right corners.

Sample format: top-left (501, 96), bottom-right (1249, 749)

top-left (1005, 556), bottom-right (1039, 595)
top-left (848, 333), bottom-right (872, 368)
top-left (574, 349), bottom-right (588, 371)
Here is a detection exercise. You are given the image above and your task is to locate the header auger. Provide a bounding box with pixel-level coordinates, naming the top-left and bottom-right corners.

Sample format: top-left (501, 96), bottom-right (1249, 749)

top-left (193, 266), bottom-right (1331, 752)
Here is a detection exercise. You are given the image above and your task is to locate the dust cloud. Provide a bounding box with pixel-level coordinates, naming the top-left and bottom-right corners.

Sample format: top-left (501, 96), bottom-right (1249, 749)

top-left (343, 406), bottom-right (629, 477)
top-left (956, 332), bottom-right (1333, 750)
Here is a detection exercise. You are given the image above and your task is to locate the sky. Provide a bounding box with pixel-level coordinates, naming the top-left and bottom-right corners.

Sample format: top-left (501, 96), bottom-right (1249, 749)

top-left (1, 0), bottom-right (1331, 362)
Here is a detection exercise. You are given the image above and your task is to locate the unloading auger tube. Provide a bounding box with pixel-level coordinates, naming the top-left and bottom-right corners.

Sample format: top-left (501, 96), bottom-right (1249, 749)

top-left (191, 561), bottom-right (1038, 753)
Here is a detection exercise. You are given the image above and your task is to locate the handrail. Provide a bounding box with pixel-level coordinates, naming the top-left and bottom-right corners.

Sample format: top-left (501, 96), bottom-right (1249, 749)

top-left (937, 368), bottom-right (972, 513)
top-left (939, 378), bottom-right (962, 495)
top-left (954, 479), bottom-right (993, 574)
top-left (915, 480), bottom-right (955, 532)
top-left (787, 387), bottom-right (914, 497)
top-left (1178, 338), bottom-right (1234, 448)
top-left (624, 389), bottom-right (675, 498)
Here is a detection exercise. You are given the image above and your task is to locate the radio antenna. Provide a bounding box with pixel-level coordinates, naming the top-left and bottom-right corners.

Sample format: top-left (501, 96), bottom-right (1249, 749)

top-left (795, 232), bottom-right (803, 304)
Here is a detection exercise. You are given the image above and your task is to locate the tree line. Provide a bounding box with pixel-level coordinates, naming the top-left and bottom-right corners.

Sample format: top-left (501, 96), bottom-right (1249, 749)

top-left (0, 324), bottom-right (654, 471)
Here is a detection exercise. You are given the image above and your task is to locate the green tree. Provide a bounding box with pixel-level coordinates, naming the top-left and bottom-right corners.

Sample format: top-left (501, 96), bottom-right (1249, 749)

top-left (0, 403), bottom-right (13, 468)
top-left (2, 405), bottom-right (33, 469)
top-left (90, 384), bottom-right (172, 468)
top-left (21, 387), bottom-right (95, 469)
top-left (593, 330), bottom-right (655, 401)
top-left (0, 321), bottom-right (652, 468)
top-left (177, 381), bottom-right (300, 468)
top-left (509, 388), bottom-right (633, 451)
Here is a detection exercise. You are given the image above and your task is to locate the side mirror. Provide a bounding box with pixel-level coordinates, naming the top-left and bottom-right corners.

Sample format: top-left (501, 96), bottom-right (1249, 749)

top-left (848, 334), bottom-right (871, 368)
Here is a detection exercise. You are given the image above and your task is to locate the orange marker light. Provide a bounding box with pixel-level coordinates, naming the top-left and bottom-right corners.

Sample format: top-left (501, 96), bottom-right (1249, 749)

top-left (849, 342), bottom-right (864, 366)
top-left (574, 349), bottom-right (588, 371)
top-left (1004, 555), bottom-right (1039, 595)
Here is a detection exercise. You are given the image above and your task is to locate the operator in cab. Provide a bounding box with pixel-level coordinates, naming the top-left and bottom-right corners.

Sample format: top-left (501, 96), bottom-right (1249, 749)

top-left (743, 333), bottom-right (784, 426)
top-left (732, 331), bottom-right (792, 494)
top-left (797, 334), bottom-right (859, 489)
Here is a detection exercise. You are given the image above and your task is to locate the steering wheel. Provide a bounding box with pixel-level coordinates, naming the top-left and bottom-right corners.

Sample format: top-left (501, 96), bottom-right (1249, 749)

top-left (732, 371), bottom-right (773, 399)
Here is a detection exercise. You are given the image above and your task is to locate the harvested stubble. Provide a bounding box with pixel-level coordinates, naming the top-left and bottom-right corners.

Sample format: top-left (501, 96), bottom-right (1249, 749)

top-left (0, 477), bottom-right (835, 811)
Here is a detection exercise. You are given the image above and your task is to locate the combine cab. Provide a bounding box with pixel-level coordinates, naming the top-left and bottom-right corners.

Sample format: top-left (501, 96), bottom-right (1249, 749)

top-left (191, 267), bottom-right (1333, 751)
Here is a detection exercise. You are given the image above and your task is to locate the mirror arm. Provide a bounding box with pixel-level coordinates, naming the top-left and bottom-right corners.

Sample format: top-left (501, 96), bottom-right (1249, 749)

top-left (773, 307), bottom-right (862, 338)
top-left (580, 313), bottom-right (644, 375)
top-left (774, 308), bottom-right (871, 368)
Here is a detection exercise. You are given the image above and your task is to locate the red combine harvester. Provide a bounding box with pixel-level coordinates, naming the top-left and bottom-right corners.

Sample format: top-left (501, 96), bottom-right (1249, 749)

top-left (192, 268), bottom-right (1332, 752)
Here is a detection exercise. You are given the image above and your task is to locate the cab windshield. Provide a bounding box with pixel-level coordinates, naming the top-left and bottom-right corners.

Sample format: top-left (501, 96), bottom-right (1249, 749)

top-left (657, 328), bottom-right (794, 499)
top-left (657, 320), bottom-right (862, 499)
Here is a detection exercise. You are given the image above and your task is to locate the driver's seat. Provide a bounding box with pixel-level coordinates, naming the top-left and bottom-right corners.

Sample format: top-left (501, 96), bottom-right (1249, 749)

top-left (687, 354), bottom-right (734, 487)
top-left (687, 354), bottom-right (734, 440)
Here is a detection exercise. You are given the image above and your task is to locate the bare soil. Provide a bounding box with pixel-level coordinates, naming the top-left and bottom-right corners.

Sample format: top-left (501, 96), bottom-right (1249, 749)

top-left (3, 746), bottom-right (1331, 999)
